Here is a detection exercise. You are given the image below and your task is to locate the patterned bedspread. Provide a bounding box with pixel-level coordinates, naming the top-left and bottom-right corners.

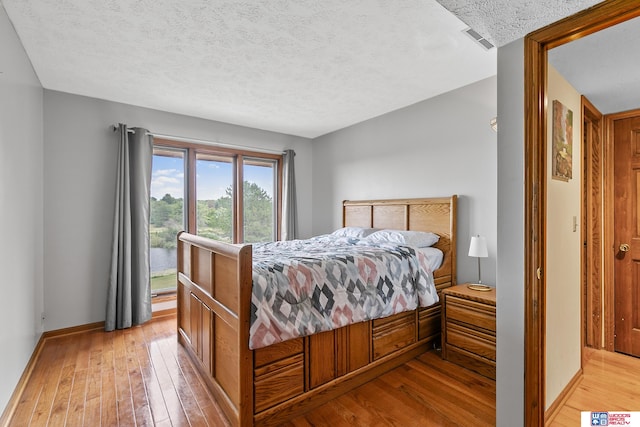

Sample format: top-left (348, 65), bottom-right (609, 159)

top-left (249, 235), bottom-right (439, 349)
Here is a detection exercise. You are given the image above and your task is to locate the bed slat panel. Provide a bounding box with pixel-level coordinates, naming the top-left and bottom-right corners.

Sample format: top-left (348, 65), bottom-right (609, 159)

top-left (202, 304), bottom-right (213, 374)
top-left (372, 205), bottom-right (407, 229)
top-left (214, 253), bottom-right (240, 314)
top-left (337, 321), bottom-right (371, 375)
top-left (215, 318), bottom-right (240, 406)
top-left (190, 293), bottom-right (202, 355)
top-left (178, 274), bottom-right (191, 341)
top-left (180, 241), bottom-right (191, 277)
top-left (408, 203), bottom-right (451, 237)
top-left (308, 331), bottom-right (336, 389)
top-left (192, 246), bottom-right (212, 296)
top-left (343, 205), bottom-right (372, 227)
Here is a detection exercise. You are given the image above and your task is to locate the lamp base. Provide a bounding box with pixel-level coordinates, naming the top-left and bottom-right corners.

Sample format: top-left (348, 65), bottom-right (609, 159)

top-left (467, 284), bottom-right (492, 292)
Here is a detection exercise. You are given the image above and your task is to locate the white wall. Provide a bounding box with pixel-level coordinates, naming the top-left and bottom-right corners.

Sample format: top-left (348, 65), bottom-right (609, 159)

top-left (311, 76), bottom-right (498, 285)
top-left (545, 65), bottom-right (582, 408)
top-left (43, 91), bottom-right (313, 331)
top-left (496, 39), bottom-right (525, 427)
top-left (0, 5), bottom-right (44, 412)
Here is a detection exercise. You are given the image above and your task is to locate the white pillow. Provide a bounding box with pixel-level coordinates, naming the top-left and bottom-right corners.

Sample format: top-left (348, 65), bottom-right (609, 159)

top-left (331, 226), bottom-right (378, 238)
top-left (416, 247), bottom-right (444, 271)
top-left (366, 229), bottom-right (440, 247)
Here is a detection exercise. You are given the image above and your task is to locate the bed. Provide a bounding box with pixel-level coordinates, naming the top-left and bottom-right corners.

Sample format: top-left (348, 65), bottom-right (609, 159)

top-left (177, 196), bottom-right (457, 427)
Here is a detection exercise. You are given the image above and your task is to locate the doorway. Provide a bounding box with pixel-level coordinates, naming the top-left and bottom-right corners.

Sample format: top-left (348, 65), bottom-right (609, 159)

top-left (524, 3), bottom-right (640, 426)
top-left (578, 99), bottom-right (640, 358)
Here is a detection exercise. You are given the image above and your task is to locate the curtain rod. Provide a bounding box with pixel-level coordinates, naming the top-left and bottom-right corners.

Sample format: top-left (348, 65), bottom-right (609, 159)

top-left (111, 125), bottom-right (287, 155)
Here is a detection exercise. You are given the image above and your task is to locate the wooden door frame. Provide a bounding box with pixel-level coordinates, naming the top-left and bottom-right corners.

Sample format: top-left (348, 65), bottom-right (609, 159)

top-left (582, 96), bottom-right (603, 352)
top-left (524, 2), bottom-right (640, 426)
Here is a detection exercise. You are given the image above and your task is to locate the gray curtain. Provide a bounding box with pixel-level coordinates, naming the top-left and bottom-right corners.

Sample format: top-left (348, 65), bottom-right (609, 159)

top-left (105, 124), bottom-right (153, 331)
top-left (281, 149), bottom-right (298, 240)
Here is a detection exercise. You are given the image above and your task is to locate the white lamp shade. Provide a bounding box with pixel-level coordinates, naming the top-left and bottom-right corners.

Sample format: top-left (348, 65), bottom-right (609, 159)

top-left (468, 235), bottom-right (488, 258)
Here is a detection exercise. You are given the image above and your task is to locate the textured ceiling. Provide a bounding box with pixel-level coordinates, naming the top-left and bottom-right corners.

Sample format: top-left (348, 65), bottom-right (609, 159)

top-left (549, 15), bottom-right (640, 115)
top-left (435, 0), bottom-right (603, 47)
top-left (2, 0), bottom-right (496, 138)
top-left (2, 1), bottom-right (608, 138)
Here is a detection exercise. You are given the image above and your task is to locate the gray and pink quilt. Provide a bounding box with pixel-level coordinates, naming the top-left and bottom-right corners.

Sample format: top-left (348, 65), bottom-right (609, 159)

top-left (249, 235), bottom-right (439, 349)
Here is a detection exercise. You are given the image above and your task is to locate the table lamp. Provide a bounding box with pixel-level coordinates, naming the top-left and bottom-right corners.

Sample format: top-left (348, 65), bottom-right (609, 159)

top-left (468, 235), bottom-right (489, 290)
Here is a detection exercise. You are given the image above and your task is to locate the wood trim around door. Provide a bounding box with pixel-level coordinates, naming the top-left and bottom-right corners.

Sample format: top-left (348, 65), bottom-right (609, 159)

top-left (582, 96), bottom-right (603, 351)
top-left (603, 112), bottom-right (615, 351)
top-left (524, 33), bottom-right (547, 427)
top-left (524, 2), bottom-right (640, 426)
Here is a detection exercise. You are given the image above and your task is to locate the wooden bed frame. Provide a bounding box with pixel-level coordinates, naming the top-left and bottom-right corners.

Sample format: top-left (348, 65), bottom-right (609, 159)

top-left (177, 196), bottom-right (457, 427)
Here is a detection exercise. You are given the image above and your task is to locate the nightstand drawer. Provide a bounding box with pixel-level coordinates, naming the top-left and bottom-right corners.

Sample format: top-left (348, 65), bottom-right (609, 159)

top-left (446, 322), bottom-right (496, 361)
top-left (446, 296), bottom-right (496, 332)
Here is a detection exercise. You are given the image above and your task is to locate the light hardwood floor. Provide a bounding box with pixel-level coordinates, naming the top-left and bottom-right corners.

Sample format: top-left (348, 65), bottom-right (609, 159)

top-left (5, 315), bottom-right (496, 426)
top-left (548, 349), bottom-right (640, 426)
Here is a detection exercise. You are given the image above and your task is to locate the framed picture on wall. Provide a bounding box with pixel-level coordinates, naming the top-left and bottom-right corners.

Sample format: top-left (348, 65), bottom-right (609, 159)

top-left (552, 99), bottom-right (573, 181)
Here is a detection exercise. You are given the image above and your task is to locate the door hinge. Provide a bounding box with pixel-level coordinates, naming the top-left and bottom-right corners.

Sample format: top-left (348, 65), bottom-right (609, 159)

top-left (536, 268), bottom-right (542, 280)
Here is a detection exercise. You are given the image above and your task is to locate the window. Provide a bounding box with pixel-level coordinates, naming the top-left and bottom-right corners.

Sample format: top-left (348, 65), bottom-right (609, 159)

top-left (196, 154), bottom-right (234, 242)
top-left (243, 157), bottom-right (277, 243)
top-left (150, 147), bottom-right (186, 294)
top-left (149, 139), bottom-right (282, 295)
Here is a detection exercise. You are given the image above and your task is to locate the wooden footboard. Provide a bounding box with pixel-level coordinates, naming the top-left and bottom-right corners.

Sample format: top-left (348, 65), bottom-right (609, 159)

top-left (177, 233), bottom-right (253, 427)
top-left (177, 196), bottom-right (457, 427)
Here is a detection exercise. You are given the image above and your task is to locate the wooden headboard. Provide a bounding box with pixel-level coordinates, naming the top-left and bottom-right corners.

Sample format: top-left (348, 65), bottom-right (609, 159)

top-left (342, 195), bottom-right (457, 288)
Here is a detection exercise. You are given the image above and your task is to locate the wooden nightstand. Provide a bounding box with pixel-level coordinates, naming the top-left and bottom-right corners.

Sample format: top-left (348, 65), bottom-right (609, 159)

top-left (441, 283), bottom-right (496, 379)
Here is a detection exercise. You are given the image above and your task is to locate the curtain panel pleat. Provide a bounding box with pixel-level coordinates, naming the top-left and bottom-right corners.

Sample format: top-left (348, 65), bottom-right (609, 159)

top-left (105, 124), bottom-right (153, 331)
top-left (281, 149), bottom-right (298, 241)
